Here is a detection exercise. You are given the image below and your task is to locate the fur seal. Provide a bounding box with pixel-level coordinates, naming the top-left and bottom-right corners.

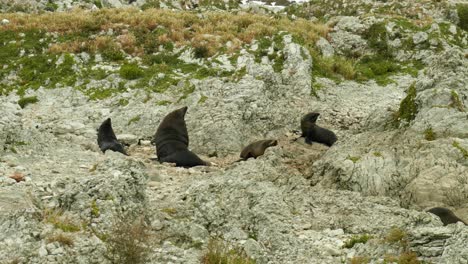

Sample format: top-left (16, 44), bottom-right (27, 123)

top-left (239, 139), bottom-right (278, 161)
top-left (154, 106), bottom-right (207, 168)
top-left (296, 112), bottom-right (337, 146)
top-left (97, 118), bottom-right (128, 155)
top-left (427, 207), bottom-right (467, 226)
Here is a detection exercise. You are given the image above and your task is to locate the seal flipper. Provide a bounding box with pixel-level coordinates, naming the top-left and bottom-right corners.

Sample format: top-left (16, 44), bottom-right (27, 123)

top-left (160, 150), bottom-right (207, 168)
top-left (305, 137), bottom-right (313, 145)
top-left (97, 118), bottom-right (128, 155)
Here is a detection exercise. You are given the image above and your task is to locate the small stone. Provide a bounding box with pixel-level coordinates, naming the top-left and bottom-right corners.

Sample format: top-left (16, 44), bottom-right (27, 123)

top-left (1, 19), bottom-right (9, 25)
top-left (38, 245), bottom-right (48, 257)
top-left (413, 32), bottom-right (428, 45)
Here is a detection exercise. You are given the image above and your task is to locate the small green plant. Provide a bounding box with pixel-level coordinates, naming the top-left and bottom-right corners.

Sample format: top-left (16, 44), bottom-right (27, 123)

top-left (343, 234), bottom-right (372, 248)
top-left (127, 116), bottom-right (141, 125)
top-left (198, 95), bottom-right (208, 104)
top-left (385, 227), bottom-right (407, 246)
top-left (393, 83), bottom-right (418, 127)
top-left (424, 127), bottom-right (436, 141)
top-left (194, 46), bottom-right (210, 59)
top-left (373, 152), bottom-right (382, 157)
top-left (347, 156), bottom-right (361, 163)
top-left (91, 200), bottom-right (100, 218)
top-left (43, 209), bottom-right (81, 232)
top-left (120, 64), bottom-right (144, 80)
top-left (452, 141), bottom-right (468, 159)
top-left (156, 100), bottom-right (172, 106)
top-left (457, 4), bottom-right (468, 31)
top-left (201, 238), bottom-right (256, 264)
top-left (450, 90), bottom-right (465, 112)
top-left (18, 96), bottom-right (39, 109)
top-left (118, 98), bottom-right (129, 106)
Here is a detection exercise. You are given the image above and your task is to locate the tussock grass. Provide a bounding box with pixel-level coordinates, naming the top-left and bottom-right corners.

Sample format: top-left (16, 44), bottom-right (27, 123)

top-left (202, 238), bottom-right (255, 264)
top-left (0, 8), bottom-right (328, 55)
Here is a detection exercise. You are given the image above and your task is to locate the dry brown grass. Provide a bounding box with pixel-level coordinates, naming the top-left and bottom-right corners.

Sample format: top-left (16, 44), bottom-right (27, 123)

top-left (47, 233), bottom-right (74, 247)
top-left (0, 8), bottom-right (329, 55)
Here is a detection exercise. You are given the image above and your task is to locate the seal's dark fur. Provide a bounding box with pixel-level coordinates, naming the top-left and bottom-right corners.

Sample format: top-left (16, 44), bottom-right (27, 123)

top-left (97, 118), bottom-right (127, 155)
top-left (154, 107), bottom-right (207, 167)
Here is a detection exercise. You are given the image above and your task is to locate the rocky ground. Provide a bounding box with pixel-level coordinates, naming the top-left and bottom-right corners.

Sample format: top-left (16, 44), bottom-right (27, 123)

top-left (0, 0), bottom-right (467, 263)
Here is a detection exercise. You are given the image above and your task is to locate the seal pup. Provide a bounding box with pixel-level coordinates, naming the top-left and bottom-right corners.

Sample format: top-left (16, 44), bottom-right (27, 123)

top-left (238, 139), bottom-right (278, 161)
top-left (97, 118), bottom-right (128, 155)
top-left (427, 207), bottom-right (467, 226)
top-left (295, 112), bottom-right (337, 146)
top-left (154, 106), bottom-right (207, 168)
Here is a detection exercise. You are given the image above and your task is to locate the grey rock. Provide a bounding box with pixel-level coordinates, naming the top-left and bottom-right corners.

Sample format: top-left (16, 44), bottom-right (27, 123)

top-left (316, 37), bottom-right (335, 58)
top-left (413, 31), bottom-right (429, 45)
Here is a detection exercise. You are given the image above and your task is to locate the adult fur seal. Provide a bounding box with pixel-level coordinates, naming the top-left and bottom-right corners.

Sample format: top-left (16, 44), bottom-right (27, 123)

top-left (427, 207), bottom-right (467, 226)
top-left (154, 106), bottom-right (207, 168)
top-left (296, 112), bottom-right (337, 146)
top-left (239, 139), bottom-right (278, 161)
top-left (97, 118), bottom-right (128, 155)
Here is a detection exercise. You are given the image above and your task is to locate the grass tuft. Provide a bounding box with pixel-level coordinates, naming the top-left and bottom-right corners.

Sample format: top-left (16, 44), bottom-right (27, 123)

top-left (201, 238), bottom-right (256, 264)
top-left (18, 96), bottom-right (39, 109)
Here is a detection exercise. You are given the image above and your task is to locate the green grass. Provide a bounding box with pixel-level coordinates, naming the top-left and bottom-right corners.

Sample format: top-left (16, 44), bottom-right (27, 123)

top-left (18, 96), bottom-right (39, 109)
top-left (343, 234), bottom-right (372, 249)
top-left (392, 83), bottom-right (418, 127)
top-left (120, 63), bottom-right (145, 80)
top-left (452, 141), bottom-right (468, 159)
top-left (424, 127), bottom-right (435, 141)
top-left (457, 4), bottom-right (468, 31)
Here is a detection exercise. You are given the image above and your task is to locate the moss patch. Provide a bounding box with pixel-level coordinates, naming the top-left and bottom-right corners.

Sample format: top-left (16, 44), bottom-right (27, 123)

top-left (457, 4), bottom-right (468, 31)
top-left (393, 83), bottom-right (418, 127)
top-left (343, 234), bottom-right (372, 249)
top-left (18, 96), bottom-right (39, 109)
top-left (120, 63), bottom-right (145, 80)
top-left (450, 90), bottom-right (465, 112)
top-left (452, 141), bottom-right (468, 159)
top-left (424, 127), bottom-right (435, 141)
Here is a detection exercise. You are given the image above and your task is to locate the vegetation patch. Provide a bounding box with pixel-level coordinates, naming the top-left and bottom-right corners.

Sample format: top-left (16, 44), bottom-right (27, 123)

top-left (450, 90), bottom-right (465, 112)
top-left (424, 127), bottom-right (435, 141)
top-left (457, 4), bottom-right (468, 31)
top-left (18, 96), bottom-right (39, 109)
top-left (127, 115), bottom-right (141, 125)
top-left (385, 227), bottom-right (407, 246)
top-left (47, 233), bottom-right (74, 247)
top-left (452, 141), bottom-right (468, 159)
top-left (347, 156), bottom-right (361, 163)
top-left (355, 55), bottom-right (399, 85)
top-left (201, 238), bottom-right (256, 264)
top-left (120, 63), bottom-right (145, 80)
top-left (343, 234), bottom-right (372, 249)
top-left (349, 256), bottom-right (370, 264)
top-left (101, 215), bottom-right (152, 264)
top-left (42, 209), bottom-right (81, 233)
top-left (392, 83), bottom-right (418, 127)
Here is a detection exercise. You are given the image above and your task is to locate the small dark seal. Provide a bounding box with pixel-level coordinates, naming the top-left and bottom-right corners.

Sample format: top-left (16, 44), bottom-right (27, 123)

top-left (239, 139), bottom-right (278, 161)
top-left (427, 207), bottom-right (467, 226)
top-left (154, 106), bottom-right (207, 168)
top-left (296, 112), bottom-right (337, 146)
top-left (97, 118), bottom-right (128, 155)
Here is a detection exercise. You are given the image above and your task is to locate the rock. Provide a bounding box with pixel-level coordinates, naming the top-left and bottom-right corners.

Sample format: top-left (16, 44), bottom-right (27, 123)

top-left (413, 32), bottom-right (429, 45)
top-left (1, 19), bottom-right (9, 25)
top-left (316, 37), bottom-right (335, 57)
